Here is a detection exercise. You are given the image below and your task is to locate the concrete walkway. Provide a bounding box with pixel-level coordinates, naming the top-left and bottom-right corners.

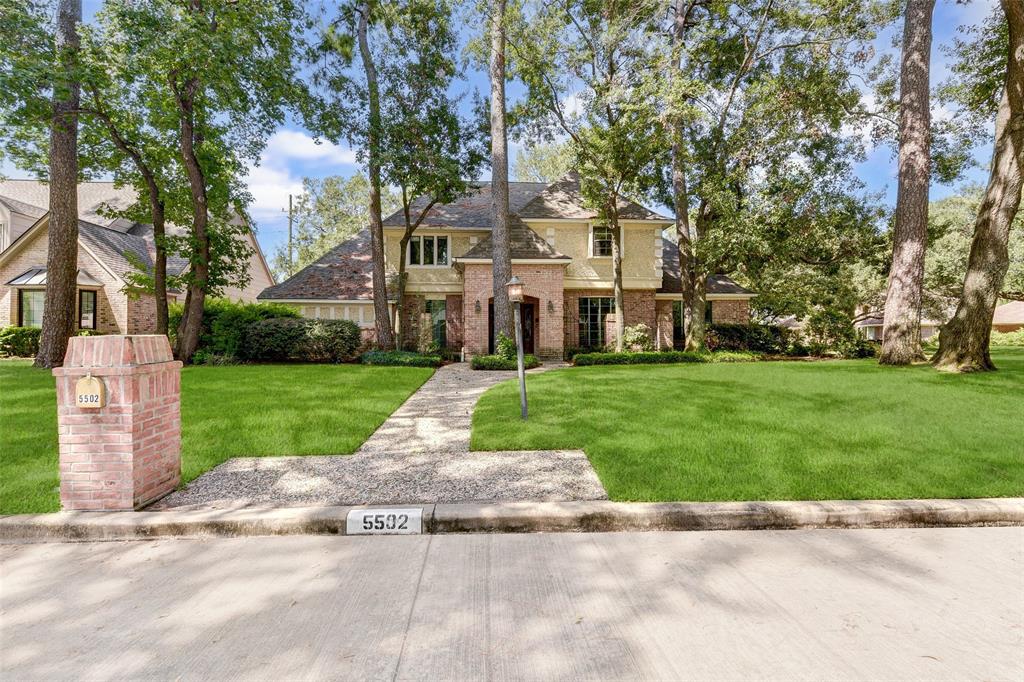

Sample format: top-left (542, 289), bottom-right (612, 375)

top-left (2, 527), bottom-right (1021, 680)
top-left (156, 363), bottom-right (606, 510)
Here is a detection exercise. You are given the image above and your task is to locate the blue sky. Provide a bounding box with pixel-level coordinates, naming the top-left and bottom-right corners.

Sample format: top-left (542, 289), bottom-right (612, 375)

top-left (4, 0), bottom-right (1001, 265)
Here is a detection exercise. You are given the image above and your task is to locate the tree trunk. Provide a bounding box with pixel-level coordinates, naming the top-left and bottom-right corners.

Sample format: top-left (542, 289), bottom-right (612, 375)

top-left (396, 233), bottom-right (411, 350)
top-left (35, 0), bottom-right (81, 369)
top-left (173, 81), bottom-right (210, 363)
top-left (489, 0), bottom-right (513, 341)
top-left (880, 0), bottom-right (935, 365)
top-left (608, 201), bottom-right (625, 352)
top-left (932, 0), bottom-right (1024, 372)
top-left (671, 0), bottom-right (704, 352)
top-left (358, 1), bottom-right (396, 350)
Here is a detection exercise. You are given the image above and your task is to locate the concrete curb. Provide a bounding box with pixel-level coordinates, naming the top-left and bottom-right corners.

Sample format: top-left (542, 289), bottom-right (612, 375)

top-left (1, 498), bottom-right (1022, 543)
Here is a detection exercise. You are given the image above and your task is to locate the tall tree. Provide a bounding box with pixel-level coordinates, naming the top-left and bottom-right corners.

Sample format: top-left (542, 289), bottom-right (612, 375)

top-left (655, 0), bottom-right (882, 351)
top-left (96, 0), bottom-right (314, 362)
top-left (377, 1), bottom-right (488, 346)
top-left (933, 0), bottom-right (1024, 372)
top-left (489, 0), bottom-right (513, 340)
top-left (35, 0), bottom-right (81, 368)
top-left (512, 141), bottom-right (573, 183)
top-left (270, 174), bottom-right (399, 279)
top-left (879, 0), bottom-right (935, 365)
top-left (512, 0), bottom-right (667, 351)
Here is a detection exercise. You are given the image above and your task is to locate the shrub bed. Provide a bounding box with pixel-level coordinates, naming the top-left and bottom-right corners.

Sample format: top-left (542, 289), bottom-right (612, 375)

top-left (706, 323), bottom-right (789, 354)
top-left (0, 326), bottom-right (42, 358)
top-left (169, 298), bottom-right (300, 361)
top-left (573, 350), bottom-right (761, 366)
top-left (360, 350), bottom-right (443, 367)
top-left (991, 329), bottom-right (1024, 346)
top-left (471, 354), bottom-right (541, 370)
top-left (242, 318), bottom-right (361, 363)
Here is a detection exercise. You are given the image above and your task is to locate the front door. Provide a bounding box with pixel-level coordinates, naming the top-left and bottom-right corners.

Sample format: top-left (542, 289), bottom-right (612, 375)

top-left (489, 302), bottom-right (536, 355)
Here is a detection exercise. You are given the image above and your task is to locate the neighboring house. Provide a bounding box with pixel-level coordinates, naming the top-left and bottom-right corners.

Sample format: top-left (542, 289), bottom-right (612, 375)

top-left (993, 301), bottom-right (1024, 332)
top-left (259, 175), bottom-right (755, 358)
top-left (0, 179), bottom-right (274, 334)
top-left (855, 313), bottom-right (943, 342)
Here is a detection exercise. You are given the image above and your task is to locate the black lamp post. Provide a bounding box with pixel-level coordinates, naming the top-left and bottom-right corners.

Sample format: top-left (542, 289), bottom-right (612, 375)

top-left (507, 275), bottom-right (528, 420)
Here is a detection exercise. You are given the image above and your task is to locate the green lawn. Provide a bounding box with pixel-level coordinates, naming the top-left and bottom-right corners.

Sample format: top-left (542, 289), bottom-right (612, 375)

top-left (472, 348), bottom-right (1024, 502)
top-left (0, 361), bottom-right (433, 514)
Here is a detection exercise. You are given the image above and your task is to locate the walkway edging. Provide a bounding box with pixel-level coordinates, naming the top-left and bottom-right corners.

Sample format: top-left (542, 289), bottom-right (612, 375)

top-left (2, 498), bottom-right (1022, 543)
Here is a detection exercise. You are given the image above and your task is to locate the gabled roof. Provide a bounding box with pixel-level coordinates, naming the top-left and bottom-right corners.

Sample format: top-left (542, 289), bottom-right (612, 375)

top-left (258, 229), bottom-right (382, 301)
top-left (659, 237), bottom-right (755, 296)
top-left (517, 174), bottom-right (671, 222)
top-left (382, 182), bottom-right (549, 230)
top-left (457, 217), bottom-right (569, 262)
top-left (0, 194), bottom-right (47, 219)
top-left (6, 267), bottom-right (104, 287)
top-left (0, 179), bottom-right (138, 230)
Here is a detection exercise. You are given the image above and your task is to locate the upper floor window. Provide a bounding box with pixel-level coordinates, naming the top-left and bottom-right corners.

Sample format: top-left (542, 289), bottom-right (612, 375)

top-left (591, 225), bottom-right (613, 258)
top-left (408, 235), bottom-right (449, 266)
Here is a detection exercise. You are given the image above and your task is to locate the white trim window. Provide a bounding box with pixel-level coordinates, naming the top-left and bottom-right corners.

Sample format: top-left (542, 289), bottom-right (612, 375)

top-left (408, 235), bottom-right (450, 267)
top-left (589, 225), bottom-right (617, 258)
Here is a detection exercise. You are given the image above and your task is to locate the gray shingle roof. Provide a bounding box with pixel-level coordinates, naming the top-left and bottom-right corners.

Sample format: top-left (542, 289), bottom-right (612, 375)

top-left (0, 179), bottom-right (139, 230)
top-left (0, 194), bottom-right (47, 219)
top-left (382, 182), bottom-right (549, 229)
top-left (259, 229), bottom-right (381, 301)
top-left (517, 174), bottom-right (671, 222)
top-left (457, 217), bottom-right (569, 261)
top-left (659, 237), bottom-right (755, 296)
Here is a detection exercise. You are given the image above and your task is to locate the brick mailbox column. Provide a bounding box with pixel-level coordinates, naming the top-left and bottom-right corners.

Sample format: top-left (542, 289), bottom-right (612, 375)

top-left (52, 335), bottom-right (182, 511)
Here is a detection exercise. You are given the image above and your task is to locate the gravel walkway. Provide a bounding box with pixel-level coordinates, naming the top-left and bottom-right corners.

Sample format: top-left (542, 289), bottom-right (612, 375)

top-left (155, 363), bottom-right (607, 510)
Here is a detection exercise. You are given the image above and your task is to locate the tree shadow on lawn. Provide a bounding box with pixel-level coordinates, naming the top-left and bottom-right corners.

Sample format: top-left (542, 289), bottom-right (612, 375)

top-left (2, 526), bottom-right (1009, 680)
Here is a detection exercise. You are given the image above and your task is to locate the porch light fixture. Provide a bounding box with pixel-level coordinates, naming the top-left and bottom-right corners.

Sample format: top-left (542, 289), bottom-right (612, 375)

top-left (507, 275), bottom-right (524, 304)
top-left (506, 276), bottom-right (528, 420)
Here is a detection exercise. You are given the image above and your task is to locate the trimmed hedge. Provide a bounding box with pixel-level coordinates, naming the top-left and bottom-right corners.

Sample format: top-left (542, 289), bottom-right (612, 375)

top-left (992, 329), bottom-right (1024, 346)
top-left (169, 298), bottom-right (300, 360)
top-left (471, 353), bottom-right (541, 370)
top-left (361, 350), bottom-right (443, 367)
top-left (242, 318), bottom-right (361, 363)
top-left (0, 326), bottom-right (42, 358)
top-left (573, 350), bottom-right (761, 366)
top-left (0, 327), bottom-right (103, 358)
top-left (706, 323), bottom-right (789, 354)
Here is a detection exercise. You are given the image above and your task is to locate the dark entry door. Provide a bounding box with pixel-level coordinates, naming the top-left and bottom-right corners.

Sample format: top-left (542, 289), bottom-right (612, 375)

top-left (489, 302), bottom-right (536, 355)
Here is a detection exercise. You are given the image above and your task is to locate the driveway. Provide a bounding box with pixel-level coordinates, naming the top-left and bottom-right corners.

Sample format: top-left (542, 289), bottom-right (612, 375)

top-left (2, 527), bottom-right (1021, 680)
top-left (155, 363), bottom-right (606, 509)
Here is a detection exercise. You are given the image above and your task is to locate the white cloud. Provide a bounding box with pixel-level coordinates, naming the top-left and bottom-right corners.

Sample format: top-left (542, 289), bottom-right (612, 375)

top-left (244, 128), bottom-right (360, 222)
top-left (262, 129), bottom-right (359, 166)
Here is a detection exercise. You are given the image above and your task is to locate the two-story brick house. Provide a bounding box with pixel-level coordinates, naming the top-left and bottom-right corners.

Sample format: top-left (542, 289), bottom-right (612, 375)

top-left (258, 175), bottom-right (755, 358)
top-left (0, 179), bottom-right (275, 335)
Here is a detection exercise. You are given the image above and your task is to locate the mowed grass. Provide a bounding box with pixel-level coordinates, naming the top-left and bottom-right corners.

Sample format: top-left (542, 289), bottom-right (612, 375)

top-left (0, 361), bottom-right (433, 514)
top-left (471, 348), bottom-right (1024, 502)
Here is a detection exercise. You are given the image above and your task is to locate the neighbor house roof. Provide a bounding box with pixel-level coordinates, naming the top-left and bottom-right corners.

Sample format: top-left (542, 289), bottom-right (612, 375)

top-left (382, 182), bottom-right (549, 230)
top-left (658, 238), bottom-right (755, 296)
top-left (993, 300), bottom-right (1024, 325)
top-left (0, 179), bottom-right (139, 230)
top-left (6, 267), bottom-right (104, 287)
top-left (258, 229), bottom-right (382, 301)
top-left (456, 217), bottom-right (570, 262)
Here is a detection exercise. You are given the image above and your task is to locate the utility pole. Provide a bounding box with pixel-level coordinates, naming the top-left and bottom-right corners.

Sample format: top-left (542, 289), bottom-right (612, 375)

top-left (283, 194), bottom-right (294, 277)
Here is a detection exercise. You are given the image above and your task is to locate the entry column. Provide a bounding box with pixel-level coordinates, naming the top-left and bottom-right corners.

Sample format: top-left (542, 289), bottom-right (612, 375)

top-left (52, 335), bottom-right (182, 510)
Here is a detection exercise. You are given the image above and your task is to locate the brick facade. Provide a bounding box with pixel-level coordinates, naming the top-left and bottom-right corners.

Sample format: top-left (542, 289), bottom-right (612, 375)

top-left (0, 223), bottom-right (165, 334)
top-left (563, 288), bottom-right (658, 350)
top-left (710, 299), bottom-right (750, 324)
top-left (52, 335), bottom-right (182, 511)
top-left (462, 263), bottom-right (565, 358)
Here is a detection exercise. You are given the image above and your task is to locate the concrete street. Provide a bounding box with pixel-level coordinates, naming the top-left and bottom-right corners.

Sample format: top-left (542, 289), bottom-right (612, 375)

top-left (2, 527), bottom-right (1021, 681)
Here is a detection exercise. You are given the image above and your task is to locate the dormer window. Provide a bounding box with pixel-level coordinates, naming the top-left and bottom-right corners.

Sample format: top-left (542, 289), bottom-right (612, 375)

top-left (591, 225), bottom-right (613, 257)
top-left (408, 235), bottom-right (449, 267)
